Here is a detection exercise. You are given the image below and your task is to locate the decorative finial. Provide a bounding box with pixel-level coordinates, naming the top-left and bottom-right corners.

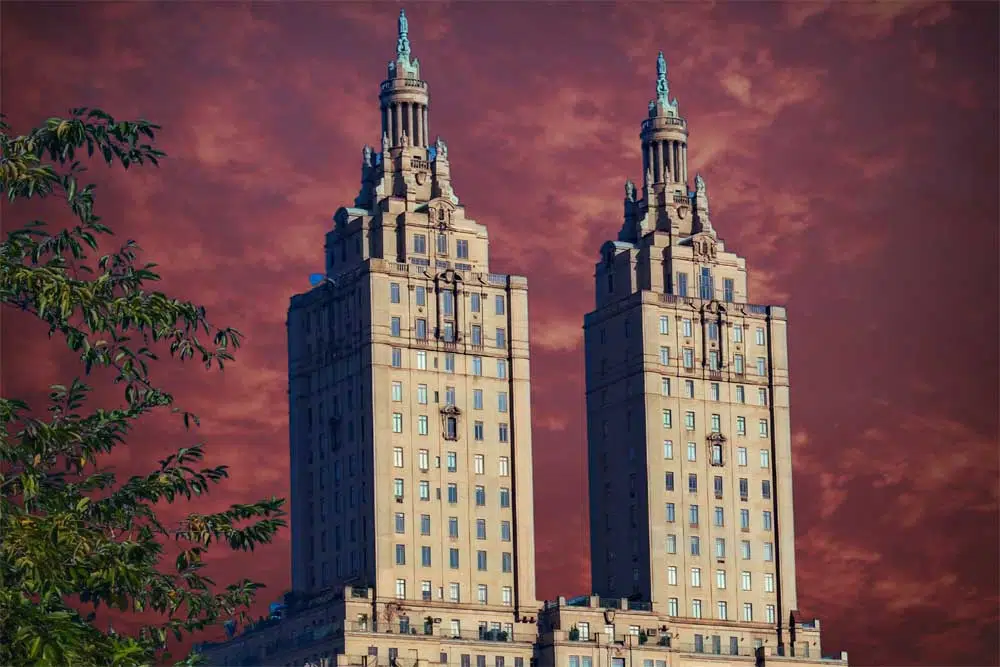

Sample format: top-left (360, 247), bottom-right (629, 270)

top-left (695, 173), bottom-right (706, 194)
top-left (382, 132), bottom-right (390, 152)
top-left (362, 144), bottom-right (373, 167)
top-left (624, 179), bottom-right (636, 202)
top-left (397, 9), bottom-right (411, 60)
top-left (435, 136), bottom-right (448, 159)
top-left (400, 132), bottom-right (410, 148)
top-left (654, 51), bottom-right (679, 115)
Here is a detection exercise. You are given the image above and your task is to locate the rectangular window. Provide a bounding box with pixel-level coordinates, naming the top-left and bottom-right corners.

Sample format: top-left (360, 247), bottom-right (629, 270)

top-left (421, 514), bottom-right (431, 535)
top-left (683, 348), bottom-right (694, 369)
top-left (668, 598), bottom-right (679, 616)
top-left (501, 586), bottom-right (512, 606)
top-left (500, 521), bottom-right (511, 541)
top-left (474, 421), bottom-right (484, 441)
top-left (445, 386), bottom-right (456, 405)
top-left (700, 267), bottom-right (713, 300)
top-left (476, 519), bottom-right (487, 540)
top-left (662, 409), bottom-right (673, 428)
top-left (738, 447), bottom-right (748, 466)
top-left (734, 325), bottom-right (743, 343)
top-left (393, 447), bottom-right (404, 467)
top-left (659, 346), bottom-right (670, 365)
top-left (418, 415), bottom-right (428, 435)
top-left (739, 478), bottom-right (749, 500)
top-left (416, 350), bottom-right (427, 370)
top-left (666, 534), bottom-right (677, 553)
top-left (470, 293), bottom-right (481, 312)
top-left (685, 380), bottom-right (695, 398)
top-left (708, 322), bottom-right (719, 340)
top-left (756, 357), bottom-right (767, 375)
top-left (661, 377), bottom-right (671, 396)
top-left (499, 488), bottom-right (511, 508)
top-left (735, 385), bottom-right (745, 403)
top-left (447, 451), bottom-right (458, 472)
top-left (690, 536), bottom-right (700, 556)
top-left (471, 325), bottom-right (482, 346)
top-left (437, 233), bottom-right (448, 254)
top-left (734, 354), bottom-right (744, 374)
top-left (715, 537), bottom-right (726, 558)
top-left (691, 567), bottom-right (702, 587)
top-left (472, 356), bottom-right (482, 376)
top-left (444, 353), bottom-right (455, 373)
top-left (764, 542), bottom-right (774, 562)
top-left (740, 509), bottom-right (750, 530)
top-left (443, 321), bottom-right (455, 342)
top-left (665, 472), bottom-right (674, 491)
top-left (390, 282), bottom-right (401, 304)
top-left (418, 449), bottom-right (430, 471)
top-left (710, 383), bottom-right (720, 401)
top-left (475, 486), bottom-right (486, 506)
top-left (419, 481), bottom-right (430, 500)
top-left (736, 416), bottom-right (746, 435)
top-left (395, 512), bottom-right (405, 533)
top-left (677, 273), bottom-right (689, 297)
top-left (502, 552), bottom-right (513, 572)
top-left (415, 286), bottom-right (426, 306)
top-left (495, 295), bottom-right (506, 315)
top-left (709, 350), bottom-right (719, 370)
top-left (766, 605), bottom-right (776, 624)
top-left (714, 506), bottom-right (724, 527)
top-left (477, 585), bottom-right (488, 604)
top-left (497, 359), bottom-right (508, 378)
top-left (448, 517), bottom-right (459, 538)
top-left (765, 573), bottom-right (775, 592)
top-left (449, 549), bottom-right (460, 569)
top-left (450, 587), bottom-right (461, 604)
top-left (741, 571), bottom-right (752, 591)
top-left (667, 566), bottom-right (677, 585)
top-left (755, 327), bottom-right (766, 345)
top-left (761, 449), bottom-right (771, 467)
top-left (717, 601), bottom-right (728, 620)
top-left (741, 540), bottom-right (751, 560)
top-left (498, 423), bottom-right (509, 442)
top-left (689, 504), bottom-right (699, 526)
top-left (392, 348), bottom-right (403, 368)
top-left (391, 381), bottom-right (403, 402)
top-left (762, 480), bottom-right (772, 499)
top-left (495, 328), bottom-right (506, 348)
top-left (474, 454), bottom-right (485, 475)
top-left (659, 315), bottom-right (670, 334)
top-left (392, 413), bottom-right (403, 433)
top-left (498, 392), bottom-right (508, 413)
top-left (477, 551), bottom-right (487, 571)
top-left (688, 473), bottom-right (698, 493)
top-left (759, 419), bottom-right (769, 437)
top-left (685, 411), bottom-right (696, 430)
top-left (743, 602), bottom-right (753, 622)
top-left (711, 413), bottom-right (721, 432)
top-left (758, 387), bottom-right (769, 406)
top-left (447, 484), bottom-right (458, 504)
top-left (498, 456), bottom-right (510, 476)
top-left (763, 511), bottom-right (773, 531)
top-left (421, 546), bottom-right (432, 566)
top-left (415, 318), bottom-right (427, 340)
top-left (473, 389), bottom-right (483, 410)
top-left (692, 601), bottom-right (703, 620)
top-left (716, 569), bottom-right (727, 590)
top-left (456, 239), bottom-right (469, 259)
top-left (663, 440), bottom-right (674, 459)
top-left (682, 318), bottom-right (693, 337)
top-left (396, 579), bottom-right (406, 599)
top-left (395, 544), bottom-right (406, 565)
top-left (724, 278), bottom-right (734, 303)
top-left (665, 503), bottom-right (675, 523)
top-left (413, 234), bottom-right (427, 254)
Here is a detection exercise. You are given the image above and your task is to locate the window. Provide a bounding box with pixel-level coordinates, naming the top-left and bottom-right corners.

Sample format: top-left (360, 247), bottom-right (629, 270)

top-left (418, 415), bottom-right (429, 436)
top-left (415, 286), bottom-right (426, 306)
top-left (677, 273), bottom-right (688, 297)
top-left (700, 267), bottom-right (713, 300)
top-left (450, 549), bottom-right (460, 569)
top-left (500, 521), bottom-right (511, 541)
top-left (419, 481), bottom-right (430, 500)
top-left (472, 357), bottom-right (482, 376)
top-left (418, 449), bottom-right (430, 470)
top-left (498, 392), bottom-right (508, 413)
top-left (740, 509), bottom-right (750, 530)
top-left (437, 233), bottom-right (448, 254)
top-left (741, 571), bottom-right (752, 591)
top-left (471, 454), bottom-right (484, 475)
top-left (477, 584), bottom-right (488, 604)
top-left (413, 234), bottom-right (427, 254)
top-left (709, 350), bottom-right (719, 370)
top-left (665, 503), bottom-right (675, 523)
top-left (764, 572), bottom-right (775, 592)
top-left (663, 440), bottom-right (674, 459)
top-left (499, 487), bottom-right (510, 508)
top-left (758, 387), bottom-right (768, 406)
top-left (392, 413), bottom-right (403, 433)
top-left (444, 353), bottom-right (455, 373)
top-left (474, 421), bottom-right (484, 441)
top-left (710, 383), bottom-right (720, 401)
top-left (415, 318), bottom-right (428, 340)
top-left (499, 423), bottom-right (509, 442)
top-left (393, 447), bottom-right (404, 467)
top-left (389, 316), bottom-right (402, 336)
top-left (766, 605), bottom-right (776, 624)
top-left (759, 419), bottom-right (769, 438)
top-left (763, 511), bottom-right (773, 531)
top-left (470, 293), bottom-right (481, 312)
top-left (714, 506), bottom-right (724, 527)
top-left (477, 551), bottom-right (487, 571)
top-left (390, 282), bottom-right (401, 303)
top-left (685, 380), bottom-right (695, 398)
top-left (689, 504), bottom-right (699, 526)
top-left (711, 414), bottom-right (721, 432)
top-left (396, 578), bottom-right (406, 598)
top-left (495, 295), bottom-right (505, 315)
top-left (685, 411), bottom-right (696, 430)
top-left (711, 443), bottom-right (723, 466)
top-left (682, 318), bottom-right (693, 337)
top-left (659, 315), bottom-right (670, 334)
top-left (666, 534), bottom-right (677, 553)
top-left (471, 325), bottom-right (482, 346)
top-left (421, 514), bottom-right (431, 535)
top-left (415, 384), bottom-right (428, 405)
top-left (738, 447), bottom-right (748, 466)
top-left (736, 416), bottom-right (746, 435)
top-left (497, 359), bottom-right (508, 378)
top-left (661, 377), bottom-right (671, 396)
top-left (662, 409), bottom-right (673, 428)
top-left (760, 449), bottom-right (771, 468)
top-left (416, 350), bottom-right (427, 370)
top-left (456, 239), bottom-right (469, 259)
top-left (395, 544), bottom-right (406, 565)
top-left (734, 354), bottom-right (744, 373)
top-left (717, 601), bottom-right (728, 620)
top-left (659, 346), bottom-right (670, 364)
top-left (739, 478), bottom-right (749, 501)
top-left (421, 546), bottom-right (432, 566)
top-left (445, 386), bottom-right (456, 405)
top-left (735, 385), bottom-right (745, 403)
top-left (450, 587), bottom-right (461, 605)
top-left (447, 484), bottom-right (458, 504)
top-left (688, 473), bottom-right (698, 493)
top-left (733, 325), bottom-right (744, 343)
top-left (764, 542), bottom-right (774, 562)
top-left (448, 517), bottom-right (459, 538)
top-left (391, 381), bottom-right (403, 402)
top-left (391, 348), bottom-right (402, 368)
top-left (501, 586), bottom-right (512, 606)
top-left (724, 278), bottom-right (734, 302)
top-left (690, 536), bottom-right (700, 556)
top-left (715, 537), bottom-right (726, 558)
top-left (667, 566), bottom-right (677, 585)
top-left (683, 348), bottom-right (694, 368)
top-left (446, 451), bottom-right (457, 472)
top-left (394, 479), bottom-right (405, 498)
top-left (716, 569), bottom-right (727, 589)
top-left (756, 357), bottom-right (767, 375)
top-left (475, 486), bottom-right (486, 506)
top-left (762, 480), bottom-right (772, 499)
top-left (741, 540), bottom-right (751, 560)
top-left (665, 472), bottom-right (674, 491)
top-left (502, 552), bottom-right (512, 572)
top-left (498, 456), bottom-right (510, 476)
top-left (668, 598), bottom-right (679, 616)
top-left (422, 581), bottom-right (433, 601)
top-left (691, 599), bottom-right (703, 619)
top-left (395, 513), bottom-right (405, 533)
top-left (495, 328), bottom-right (506, 348)
top-left (708, 322), bottom-right (719, 341)
top-left (473, 389), bottom-right (483, 410)
top-left (755, 327), bottom-right (766, 345)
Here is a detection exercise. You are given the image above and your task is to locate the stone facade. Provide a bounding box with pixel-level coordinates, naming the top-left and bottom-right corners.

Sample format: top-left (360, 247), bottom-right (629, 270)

top-left (194, 12), bottom-right (845, 667)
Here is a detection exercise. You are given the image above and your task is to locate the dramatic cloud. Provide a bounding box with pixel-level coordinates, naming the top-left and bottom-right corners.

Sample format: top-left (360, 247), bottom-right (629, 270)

top-left (2, 2), bottom-right (996, 665)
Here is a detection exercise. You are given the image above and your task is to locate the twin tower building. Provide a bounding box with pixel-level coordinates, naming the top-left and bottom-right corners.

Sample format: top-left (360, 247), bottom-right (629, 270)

top-left (198, 11), bottom-right (846, 667)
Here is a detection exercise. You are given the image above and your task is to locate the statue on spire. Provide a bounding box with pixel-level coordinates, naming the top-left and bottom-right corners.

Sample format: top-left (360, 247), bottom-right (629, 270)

top-left (397, 9), bottom-right (411, 60)
top-left (362, 144), bottom-right (373, 167)
top-left (654, 51), bottom-right (679, 115)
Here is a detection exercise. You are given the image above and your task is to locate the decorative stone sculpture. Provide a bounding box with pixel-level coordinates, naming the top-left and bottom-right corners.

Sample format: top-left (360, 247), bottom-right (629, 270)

top-left (435, 136), bottom-right (448, 159)
top-left (362, 144), bottom-right (372, 167)
top-left (401, 132), bottom-right (410, 148)
top-left (382, 132), bottom-right (390, 153)
top-left (625, 179), bottom-right (636, 202)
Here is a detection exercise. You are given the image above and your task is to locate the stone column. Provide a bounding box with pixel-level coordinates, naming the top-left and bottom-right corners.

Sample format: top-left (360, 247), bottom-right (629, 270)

top-left (681, 143), bottom-right (688, 184)
top-left (423, 106), bottom-right (429, 147)
top-left (657, 141), bottom-right (666, 183)
top-left (393, 104), bottom-right (402, 145)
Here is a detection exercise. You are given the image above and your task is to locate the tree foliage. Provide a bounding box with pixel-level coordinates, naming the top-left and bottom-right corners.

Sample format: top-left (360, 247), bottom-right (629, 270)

top-left (0, 109), bottom-right (287, 665)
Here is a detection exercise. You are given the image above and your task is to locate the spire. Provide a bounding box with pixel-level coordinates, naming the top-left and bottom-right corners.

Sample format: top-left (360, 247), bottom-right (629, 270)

top-left (396, 9), bottom-right (410, 60)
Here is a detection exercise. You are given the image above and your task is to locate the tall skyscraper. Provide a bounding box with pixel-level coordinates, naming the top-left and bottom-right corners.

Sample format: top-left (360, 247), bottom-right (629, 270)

top-left (286, 2), bottom-right (538, 637)
top-left (584, 51), bottom-right (801, 649)
top-left (197, 15), bottom-right (845, 667)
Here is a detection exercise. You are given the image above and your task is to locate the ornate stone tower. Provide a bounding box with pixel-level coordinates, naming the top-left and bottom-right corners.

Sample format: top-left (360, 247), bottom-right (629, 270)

top-left (584, 52), bottom-right (802, 651)
top-left (287, 8), bottom-right (540, 639)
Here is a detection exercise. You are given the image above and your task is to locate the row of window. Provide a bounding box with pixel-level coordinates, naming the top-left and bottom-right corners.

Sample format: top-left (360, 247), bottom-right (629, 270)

top-left (392, 479), bottom-right (511, 507)
top-left (393, 513), bottom-right (512, 538)
top-left (408, 233), bottom-right (473, 260)
top-left (651, 346), bottom-right (768, 375)
top-left (392, 415), bottom-right (510, 443)
top-left (393, 448), bottom-right (511, 475)
top-left (668, 598), bottom-right (776, 624)
top-left (665, 473), bottom-right (772, 500)
top-left (663, 535), bottom-right (775, 562)
top-left (667, 567), bottom-right (775, 592)
top-left (393, 578), bottom-right (513, 605)
top-left (390, 282), bottom-right (505, 315)
top-left (654, 315), bottom-right (767, 345)
top-left (394, 544), bottom-right (515, 571)
top-left (656, 379), bottom-right (769, 405)
top-left (664, 504), bottom-right (774, 532)
top-left (663, 441), bottom-right (770, 468)
top-left (391, 317), bottom-right (508, 348)
top-left (660, 409), bottom-right (770, 437)
top-left (391, 347), bottom-right (509, 371)
top-left (391, 385), bottom-right (508, 411)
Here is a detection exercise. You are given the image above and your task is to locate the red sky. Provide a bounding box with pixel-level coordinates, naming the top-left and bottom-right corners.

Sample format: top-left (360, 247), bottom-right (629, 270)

top-left (2, 2), bottom-right (998, 665)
